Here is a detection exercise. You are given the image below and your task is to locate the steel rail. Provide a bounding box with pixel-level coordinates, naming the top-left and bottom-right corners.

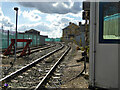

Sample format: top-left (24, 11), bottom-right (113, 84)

top-left (0, 44), bottom-right (49, 52)
top-left (16, 44), bottom-right (51, 53)
top-left (0, 44), bottom-right (64, 82)
top-left (35, 45), bottom-right (71, 90)
top-left (17, 44), bottom-right (57, 57)
top-left (0, 44), bottom-right (53, 54)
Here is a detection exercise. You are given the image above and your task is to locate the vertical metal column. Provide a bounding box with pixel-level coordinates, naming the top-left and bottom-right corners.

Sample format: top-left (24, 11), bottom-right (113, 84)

top-left (32, 34), bottom-right (34, 46)
top-left (39, 35), bottom-right (40, 45)
top-left (7, 30), bottom-right (9, 47)
top-left (23, 34), bottom-right (24, 48)
top-left (14, 7), bottom-right (18, 61)
top-left (36, 34), bottom-right (37, 46)
top-left (28, 34), bottom-right (30, 47)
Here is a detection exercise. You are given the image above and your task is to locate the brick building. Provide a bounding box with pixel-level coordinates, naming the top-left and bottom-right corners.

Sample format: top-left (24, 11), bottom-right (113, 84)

top-left (62, 22), bottom-right (88, 46)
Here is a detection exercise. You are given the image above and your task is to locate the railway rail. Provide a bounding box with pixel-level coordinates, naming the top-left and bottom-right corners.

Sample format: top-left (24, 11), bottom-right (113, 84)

top-left (1, 43), bottom-right (61, 78)
top-left (0, 44), bottom-right (70, 89)
top-left (17, 44), bottom-right (56, 57)
top-left (35, 45), bottom-right (70, 90)
top-left (0, 44), bottom-right (49, 53)
top-left (1, 44), bottom-right (55, 57)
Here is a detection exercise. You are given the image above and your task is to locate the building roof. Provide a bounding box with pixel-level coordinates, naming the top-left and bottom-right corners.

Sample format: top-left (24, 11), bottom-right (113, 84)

top-left (62, 23), bottom-right (80, 30)
top-left (62, 23), bottom-right (89, 32)
top-left (25, 29), bottom-right (40, 33)
top-left (40, 35), bottom-right (48, 38)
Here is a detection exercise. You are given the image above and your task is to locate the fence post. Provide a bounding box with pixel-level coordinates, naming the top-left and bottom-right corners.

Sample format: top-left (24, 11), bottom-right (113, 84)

top-left (36, 34), bottom-right (37, 46)
top-left (23, 34), bottom-right (24, 48)
top-left (32, 34), bottom-right (33, 46)
top-left (39, 36), bottom-right (40, 45)
top-left (28, 34), bottom-right (29, 39)
top-left (7, 30), bottom-right (9, 47)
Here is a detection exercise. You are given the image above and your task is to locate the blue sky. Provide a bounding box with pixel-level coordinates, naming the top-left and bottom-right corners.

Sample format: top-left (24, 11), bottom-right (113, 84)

top-left (0, 2), bottom-right (85, 38)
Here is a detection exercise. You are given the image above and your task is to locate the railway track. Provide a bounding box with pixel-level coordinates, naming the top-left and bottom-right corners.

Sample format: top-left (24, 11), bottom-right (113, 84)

top-left (16, 44), bottom-right (52, 54)
top-left (35, 45), bottom-right (70, 90)
top-left (0, 44), bottom-right (50, 53)
top-left (1, 43), bottom-right (61, 78)
top-left (0, 44), bottom-right (70, 89)
top-left (16, 44), bottom-right (56, 57)
top-left (1, 44), bottom-right (56, 57)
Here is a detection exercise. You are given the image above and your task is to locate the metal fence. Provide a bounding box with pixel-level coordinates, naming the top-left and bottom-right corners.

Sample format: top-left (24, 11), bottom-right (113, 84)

top-left (0, 30), bottom-right (45, 49)
top-left (45, 38), bottom-right (61, 42)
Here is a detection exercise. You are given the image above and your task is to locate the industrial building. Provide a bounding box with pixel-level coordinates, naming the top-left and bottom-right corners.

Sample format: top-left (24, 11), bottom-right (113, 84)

top-left (25, 29), bottom-right (40, 35)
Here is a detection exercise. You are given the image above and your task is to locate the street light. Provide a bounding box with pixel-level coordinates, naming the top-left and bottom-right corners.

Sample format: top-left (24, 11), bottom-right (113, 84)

top-left (1, 24), bottom-right (3, 34)
top-left (14, 7), bottom-right (18, 61)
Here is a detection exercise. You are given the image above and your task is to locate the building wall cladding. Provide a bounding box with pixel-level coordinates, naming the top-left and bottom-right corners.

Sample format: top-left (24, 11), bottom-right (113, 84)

top-left (39, 35), bottom-right (45, 45)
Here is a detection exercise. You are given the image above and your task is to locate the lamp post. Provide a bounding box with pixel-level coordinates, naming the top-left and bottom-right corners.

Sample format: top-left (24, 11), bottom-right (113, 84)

top-left (8, 22), bottom-right (10, 47)
top-left (1, 24), bottom-right (3, 34)
top-left (14, 7), bottom-right (18, 61)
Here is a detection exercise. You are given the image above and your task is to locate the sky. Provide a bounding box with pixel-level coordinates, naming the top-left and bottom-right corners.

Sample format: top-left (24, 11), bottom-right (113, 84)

top-left (0, 1), bottom-right (85, 38)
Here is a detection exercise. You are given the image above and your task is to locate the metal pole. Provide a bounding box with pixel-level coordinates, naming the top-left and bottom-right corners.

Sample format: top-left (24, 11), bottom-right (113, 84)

top-left (2, 24), bottom-right (3, 34)
top-left (14, 7), bottom-right (18, 61)
top-left (32, 34), bottom-right (33, 46)
top-left (7, 30), bottom-right (9, 47)
top-left (23, 34), bottom-right (24, 48)
top-left (1, 24), bottom-right (3, 51)
top-left (36, 34), bottom-right (37, 46)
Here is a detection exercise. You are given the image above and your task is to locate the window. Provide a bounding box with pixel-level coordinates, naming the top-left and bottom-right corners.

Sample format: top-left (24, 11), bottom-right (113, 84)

top-left (99, 2), bottom-right (120, 43)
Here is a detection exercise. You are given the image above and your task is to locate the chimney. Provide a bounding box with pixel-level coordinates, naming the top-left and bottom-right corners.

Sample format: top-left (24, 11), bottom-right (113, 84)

top-left (79, 22), bottom-right (81, 26)
top-left (69, 22), bottom-right (72, 25)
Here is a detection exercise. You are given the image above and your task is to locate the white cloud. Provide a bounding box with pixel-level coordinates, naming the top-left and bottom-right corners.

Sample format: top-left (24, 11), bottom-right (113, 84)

top-left (46, 14), bottom-right (59, 22)
top-left (40, 29), bottom-right (62, 38)
top-left (0, 8), bottom-right (15, 30)
top-left (19, 2), bottom-right (82, 14)
top-left (17, 2), bottom-right (85, 38)
top-left (18, 21), bottom-right (64, 38)
top-left (0, 8), bottom-right (3, 17)
top-left (18, 11), bottom-right (84, 38)
top-left (81, 20), bottom-right (85, 24)
top-left (18, 22), bottom-right (51, 32)
top-left (18, 8), bottom-right (84, 38)
top-left (22, 10), bottom-right (41, 21)
top-left (66, 10), bottom-right (84, 18)
top-left (62, 1), bottom-right (74, 9)
top-left (0, 2), bottom-right (85, 38)
top-left (61, 17), bottom-right (74, 23)
top-left (52, 2), bottom-right (59, 7)
top-left (46, 14), bottom-right (74, 25)
top-left (0, 7), bottom-right (4, 22)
